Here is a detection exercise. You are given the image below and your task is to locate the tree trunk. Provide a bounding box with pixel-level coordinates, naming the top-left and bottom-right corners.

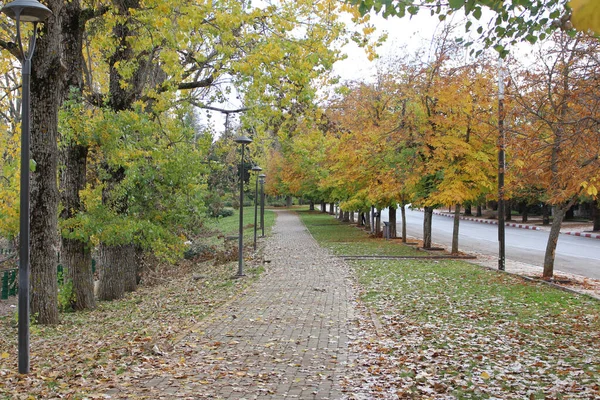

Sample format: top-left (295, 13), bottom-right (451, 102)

top-left (350, 210), bottom-right (355, 223)
top-left (342, 211), bottom-right (350, 222)
top-left (285, 196), bottom-right (292, 208)
top-left (357, 212), bottom-right (364, 227)
top-left (370, 206), bottom-right (375, 233)
top-left (593, 200), bottom-right (600, 231)
top-left (451, 204), bottom-right (461, 254)
top-left (30, 4), bottom-right (64, 324)
top-left (320, 201), bottom-right (326, 213)
top-left (542, 204), bottom-right (551, 225)
top-left (309, 201), bottom-right (314, 211)
top-left (123, 244), bottom-right (138, 293)
top-left (61, 240), bottom-right (94, 311)
top-left (423, 206), bottom-right (433, 249)
top-left (543, 205), bottom-right (567, 278)
top-left (476, 204), bottom-right (482, 217)
top-left (400, 204), bottom-right (407, 243)
top-left (388, 206), bottom-right (397, 238)
top-left (374, 209), bottom-right (381, 237)
top-left (329, 203), bottom-right (334, 215)
top-left (521, 203), bottom-right (529, 223)
top-left (464, 204), bottom-right (472, 216)
top-left (97, 244), bottom-right (127, 301)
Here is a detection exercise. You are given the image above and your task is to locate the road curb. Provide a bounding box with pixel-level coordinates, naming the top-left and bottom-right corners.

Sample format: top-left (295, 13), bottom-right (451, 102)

top-left (431, 211), bottom-right (541, 230)
top-left (563, 231), bottom-right (600, 239)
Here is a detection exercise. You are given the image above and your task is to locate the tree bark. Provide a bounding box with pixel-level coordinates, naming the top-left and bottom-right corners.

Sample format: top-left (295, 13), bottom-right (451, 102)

top-left (451, 204), bottom-right (460, 254)
top-left (542, 204), bottom-right (551, 225)
top-left (464, 204), bottom-right (472, 216)
top-left (543, 205), bottom-right (567, 278)
top-left (374, 209), bottom-right (381, 237)
top-left (350, 210), bottom-right (355, 223)
top-left (30, 2), bottom-right (64, 325)
top-left (329, 203), bottom-right (334, 215)
top-left (285, 196), bottom-right (292, 208)
top-left (320, 201), bottom-right (326, 213)
top-left (388, 206), bottom-right (397, 238)
top-left (593, 199), bottom-right (600, 231)
top-left (309, 201), bottom-right (314, 211)
top-left (476, 204), bottom-right (482, 217)
top-left (400, 204), bottom-right (407, 243)
top-left (123, 244), bottom-right (138, 293)
top-left (423, 206), bottom-right (433, 249)
top-left (97, 244), bottom-right (127, 301)
top-left (61, 240), bottom-right (94, 311)
top-left (342, 211), bottom-right (350, 222)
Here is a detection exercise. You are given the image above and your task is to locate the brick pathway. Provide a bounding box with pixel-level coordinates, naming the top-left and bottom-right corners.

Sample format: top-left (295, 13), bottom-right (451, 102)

top-left (145, 210), bottom-right (356, 399)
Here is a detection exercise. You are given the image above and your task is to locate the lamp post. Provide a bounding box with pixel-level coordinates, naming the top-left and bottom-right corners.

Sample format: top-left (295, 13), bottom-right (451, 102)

top-left (259, 174), bottom-right (266, 237)
top-left (498, 57), bottom-right (506, 271)
top-left (1, 0), bottom-right (52, 375)
top-left (233, 135), bottom-right (252, 277)
top-left (251, 166), bottom-right (262, 250)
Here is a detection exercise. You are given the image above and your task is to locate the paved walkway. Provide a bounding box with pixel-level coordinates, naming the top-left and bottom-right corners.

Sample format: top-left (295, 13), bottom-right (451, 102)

top-left (151, 210), bottom-right (356, 399)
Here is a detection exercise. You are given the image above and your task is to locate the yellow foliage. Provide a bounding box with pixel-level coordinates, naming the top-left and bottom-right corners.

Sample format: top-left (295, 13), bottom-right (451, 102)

top-left (570, 0), bottom-right (600, 34)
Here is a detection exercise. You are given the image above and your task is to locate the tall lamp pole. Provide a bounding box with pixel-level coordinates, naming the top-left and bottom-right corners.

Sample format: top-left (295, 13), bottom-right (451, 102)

top-left (498, 57), bottom-right (506, 272)
top-left (259, 174), bottom-right (266, 237)
top-left (1, 0), bottom-right (52, 375)
top-left (251, 166), bottom-right (262, 250)
top-left (234, 135), bottom-right (252, 277)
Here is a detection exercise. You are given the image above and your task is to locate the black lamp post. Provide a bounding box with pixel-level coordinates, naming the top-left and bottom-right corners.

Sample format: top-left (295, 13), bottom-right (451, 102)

top-left (251, 166), bottom-right (262, 250)
top-left (259, 174), bottom-right (266, 237)
top-left (233, 135), bottom-right (252, 277)
top-left (1, 0), bottom-right (52, 375)
top-left (498, 58), bottom-right (506, 271)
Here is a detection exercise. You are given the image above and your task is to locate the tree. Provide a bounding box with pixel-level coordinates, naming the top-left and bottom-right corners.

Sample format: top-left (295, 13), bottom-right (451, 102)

top-left (509, 31), bottom-right (600, 277)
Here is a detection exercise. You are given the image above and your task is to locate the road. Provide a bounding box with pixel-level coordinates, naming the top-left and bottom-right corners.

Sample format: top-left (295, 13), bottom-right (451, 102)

top-left (379, 207), bottom-right (600, 280)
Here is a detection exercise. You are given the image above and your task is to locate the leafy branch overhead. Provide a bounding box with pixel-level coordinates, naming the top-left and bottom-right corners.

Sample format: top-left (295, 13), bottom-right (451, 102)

top-left (347, 0), bottom-right (575, 55)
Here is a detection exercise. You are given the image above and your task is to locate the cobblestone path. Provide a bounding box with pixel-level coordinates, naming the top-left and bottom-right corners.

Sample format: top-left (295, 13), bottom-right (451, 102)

top-left (147, 210), bottom-right (357, 399)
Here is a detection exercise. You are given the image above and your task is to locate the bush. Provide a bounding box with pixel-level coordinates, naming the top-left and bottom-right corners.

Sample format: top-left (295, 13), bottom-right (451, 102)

top-left (184, 242), bottom-right (216, 260)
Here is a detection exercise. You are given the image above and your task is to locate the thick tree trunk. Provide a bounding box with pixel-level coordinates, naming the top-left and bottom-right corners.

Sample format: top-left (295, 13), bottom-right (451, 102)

top-left (451, 204), bottom-right (460, 254)
top-left (97, 244), bottom-right (127, 301)
top-left (593, 200), bottom-right (600, 231)
top-left (309, 201), bottom-right (314, 211)
top-left (123, 244), bottom-right (138, 293)
top-left (320, 201), bottom-right (326, 213)
top-left (350, 211), bottom-right (355, 223)
top-left (342, 211), bottom-right (350, 222)
top-left (521, 202), bottom-right (529, 223)
top-left (423, 206), bottom-right (433, 249)
top-left (285, 196), bottom-right (292, 208)
top-left (58, 0), bottom-right (95, 311)
top-left (30, 4), bottom-right (64, 324)
top-left (543, 205), bottom-right (567, 278)
top-left (374, 209), bottom-right (381, 237)
top-left (61, 240), bottom-right (94, 311)
top-left (329, 203), bottom-right (334, 215)
top-left (476, 204), bottom-right (482, 217)
top-left (388, 206), bottom-right (397, 238)
top-left (400, 204), bottom-right (407, 243)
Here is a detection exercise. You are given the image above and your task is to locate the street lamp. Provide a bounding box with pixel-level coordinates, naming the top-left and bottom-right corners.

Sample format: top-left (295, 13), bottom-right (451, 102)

top-left (251, 166), bottom-right (262, 250)
top-left (259, 174), bottom-right (266, 237)
top-left (498, 57), bottom-right (506, 272)
top-left (1, 0), bottom-right (53, 375)
top-left (233, 135), bottom-right (252, 277)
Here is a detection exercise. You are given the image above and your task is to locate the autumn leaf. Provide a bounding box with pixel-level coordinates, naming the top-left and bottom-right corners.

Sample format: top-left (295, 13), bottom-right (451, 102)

top-left (570, 0), bottom-right (600, 34)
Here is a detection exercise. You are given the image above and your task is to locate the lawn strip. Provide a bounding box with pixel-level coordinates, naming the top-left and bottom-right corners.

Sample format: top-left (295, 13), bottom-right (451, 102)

top-left (299, 210), bottom-right (600, 399)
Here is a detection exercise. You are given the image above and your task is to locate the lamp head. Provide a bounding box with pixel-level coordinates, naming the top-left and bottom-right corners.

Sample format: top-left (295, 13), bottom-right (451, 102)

top-left (233, 135), bottom-right (252, 145)
top-left (258, 174), bottom-right (266, 179)
top-left (1, 0), bottom-right (52, 23)
top-left (251, 166), bottom-right (262, 172)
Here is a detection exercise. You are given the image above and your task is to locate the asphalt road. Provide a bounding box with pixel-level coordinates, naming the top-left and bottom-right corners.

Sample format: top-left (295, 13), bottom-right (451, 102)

top-left (380, 207), bottom-right (600, 280)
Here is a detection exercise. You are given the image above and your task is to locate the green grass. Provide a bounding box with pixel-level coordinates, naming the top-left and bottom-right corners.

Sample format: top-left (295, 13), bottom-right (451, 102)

top-left (299, 209), bottom-right (600, 399)
top-left (203, 207), bottom-right (276, 248)
top-left (299, 211), bottom-right (421, 256)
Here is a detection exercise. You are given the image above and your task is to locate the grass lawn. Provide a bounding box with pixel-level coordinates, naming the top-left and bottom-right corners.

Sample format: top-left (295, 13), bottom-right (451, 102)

top-left (299, 210), bottom-right (600, 399)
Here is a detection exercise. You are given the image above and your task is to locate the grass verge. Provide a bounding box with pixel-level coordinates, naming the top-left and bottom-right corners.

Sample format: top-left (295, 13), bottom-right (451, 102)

top-left (299, 210), bottom-right (600, 399)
